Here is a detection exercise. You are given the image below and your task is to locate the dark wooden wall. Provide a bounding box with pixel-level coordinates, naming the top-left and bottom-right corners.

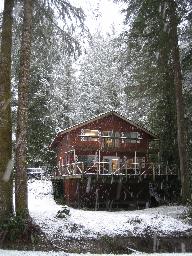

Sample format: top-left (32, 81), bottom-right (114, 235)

top-left (52, 174), bottom-right (180, 210)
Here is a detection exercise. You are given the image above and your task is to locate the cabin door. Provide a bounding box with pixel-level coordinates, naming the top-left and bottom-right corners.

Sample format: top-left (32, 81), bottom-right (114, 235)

top-left (103, 156), bottom-right (120, 173)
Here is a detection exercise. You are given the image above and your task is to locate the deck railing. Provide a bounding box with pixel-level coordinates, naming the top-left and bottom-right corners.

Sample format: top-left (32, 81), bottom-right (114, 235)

top-left (53, 162), bottom-right (178, 177)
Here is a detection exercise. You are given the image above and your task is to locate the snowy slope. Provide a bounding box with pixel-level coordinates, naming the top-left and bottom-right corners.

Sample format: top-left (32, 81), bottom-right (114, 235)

top-left (28, 180), bottom-right (192, 241)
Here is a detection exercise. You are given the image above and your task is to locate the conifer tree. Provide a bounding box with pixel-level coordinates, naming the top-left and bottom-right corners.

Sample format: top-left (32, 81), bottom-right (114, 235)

top-left (73, 32), bottom-right (127, 123)
top-left (12, 1), bottom-right (85, 167)
top-left (15, 0), bottom-right (33, 217)
top-left (117, 0), bottom-right (191, 201)
top-left (168, 0), bottom-right (190, 201)
top-left (0, 0), bottom-right (14, 222)
top-left (120, 0), bottom-right (179, 165)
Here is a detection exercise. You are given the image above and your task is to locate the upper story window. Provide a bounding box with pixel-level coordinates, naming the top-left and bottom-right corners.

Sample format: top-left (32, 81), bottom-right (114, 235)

top-left (102, 131), bottom-right (113, 137)
top-left (102, 131), bottom-right (120, 148)
top-left (121, 132), bottom-right (141, 144)
top-left (115, 132), bottom-right (120, 147)
top-left (80, 129), bottom-right (141, 145)
top-left (102, 131), bottom-right (113, 147)
top-left (80, 129), bottom-right (99, 141)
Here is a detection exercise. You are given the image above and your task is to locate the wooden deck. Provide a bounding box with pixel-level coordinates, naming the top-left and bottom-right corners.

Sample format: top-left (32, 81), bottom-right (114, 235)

top-left (52, 164), bottom-right (180, 210)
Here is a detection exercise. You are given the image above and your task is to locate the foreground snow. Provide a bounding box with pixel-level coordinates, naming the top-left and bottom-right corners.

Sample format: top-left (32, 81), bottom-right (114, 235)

top-left (28, 180), bottom-right (192, 241)
top-left (1, 250), bottom-right (192, 256)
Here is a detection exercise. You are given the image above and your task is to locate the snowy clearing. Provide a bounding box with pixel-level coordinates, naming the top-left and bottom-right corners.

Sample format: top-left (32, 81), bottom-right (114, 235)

top-left (28, 179), bottom-right (192, 242)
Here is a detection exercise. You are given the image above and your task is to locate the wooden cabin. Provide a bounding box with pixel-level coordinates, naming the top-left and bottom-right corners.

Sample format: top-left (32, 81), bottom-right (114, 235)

top-left (50, 111), bottom-right (180, 209)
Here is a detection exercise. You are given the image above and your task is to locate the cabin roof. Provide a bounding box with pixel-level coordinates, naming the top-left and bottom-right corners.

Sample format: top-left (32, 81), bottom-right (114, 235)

top-left (50, 111), bottom-right (157, 148)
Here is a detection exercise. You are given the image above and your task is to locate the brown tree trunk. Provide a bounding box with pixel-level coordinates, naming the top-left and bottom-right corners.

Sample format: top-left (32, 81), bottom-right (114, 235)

top-left (169, 0), bottom-right (191, 202)
top-left (15, 0), bottom-right (33, 217)
top-left (0, 0), bottom-right (14, 221)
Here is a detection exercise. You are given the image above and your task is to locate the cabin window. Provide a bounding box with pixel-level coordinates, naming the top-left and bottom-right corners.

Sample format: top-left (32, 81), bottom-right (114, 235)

top-left (103, 156), bottom-right (120, 172)
top-left (130, 132), bottom-right (139, 143)
top-left (115, 132), bottom-right (120, 147)
top-left (127, 158), bottom-right (134, 168)
top-left (101, 131), bottom-right (120, 148)
top-left (80, 129), bottom-right (99, 141)
top-left (78, 155), bottom-right (97, 168)
top-left (102, 131), bottom-right (114, 147)
top-left (137, 157), bottom-right (146, 168)
top-left (112, 158), bottom-right (119, 171)
top-left (121, 132), bottom-right (140, 144)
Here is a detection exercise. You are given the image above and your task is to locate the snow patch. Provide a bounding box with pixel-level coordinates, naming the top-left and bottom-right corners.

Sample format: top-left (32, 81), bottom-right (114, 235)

top-left (28, 180), bottom-right (192, 242)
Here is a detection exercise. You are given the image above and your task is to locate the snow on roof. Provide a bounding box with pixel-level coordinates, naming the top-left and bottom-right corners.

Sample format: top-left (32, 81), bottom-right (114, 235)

top-left (50, 111), bottom-right (157, 148)
top-left (28, 179), bottom-right (192, 243)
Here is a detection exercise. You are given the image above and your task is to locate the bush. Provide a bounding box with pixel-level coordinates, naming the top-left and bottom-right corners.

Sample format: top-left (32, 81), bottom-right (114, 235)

top-left (0, 214), bottom-right (27, 242)
top-left (56, 206), bottom-right (70, 218)
top-left (0, 214), bottom-right (41, 243)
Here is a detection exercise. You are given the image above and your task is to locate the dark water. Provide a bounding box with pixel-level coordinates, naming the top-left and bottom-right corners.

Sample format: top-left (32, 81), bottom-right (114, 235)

top-left (115, 236), bottom-right (192, 253)
top-left (53, 235), bottom-right (192, 253)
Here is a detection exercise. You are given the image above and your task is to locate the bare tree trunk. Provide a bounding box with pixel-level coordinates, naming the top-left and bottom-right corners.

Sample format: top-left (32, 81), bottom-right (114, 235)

top-left (0, 0), bottom-right (14, 221)
top-left (169, 0), bottom-right (191, 202)
top-left (15, 0), bottom-right (33, 217)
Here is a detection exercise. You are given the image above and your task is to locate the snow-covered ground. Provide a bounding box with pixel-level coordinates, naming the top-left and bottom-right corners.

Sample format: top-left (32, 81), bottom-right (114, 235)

top-left (1, 181), bottom-right (192, 256)
top-left (1, 250), bottom-right (192, 256)
top-left (28, 179), bottom-right (192, 241)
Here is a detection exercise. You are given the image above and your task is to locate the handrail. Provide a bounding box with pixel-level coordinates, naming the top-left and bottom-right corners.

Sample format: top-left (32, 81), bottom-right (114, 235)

top-left (53, 162), bottom-right (178, 177)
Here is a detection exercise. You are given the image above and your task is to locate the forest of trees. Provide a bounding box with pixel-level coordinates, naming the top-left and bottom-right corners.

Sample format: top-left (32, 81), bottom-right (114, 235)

top-left (0, 0), bottom-right (192, 239)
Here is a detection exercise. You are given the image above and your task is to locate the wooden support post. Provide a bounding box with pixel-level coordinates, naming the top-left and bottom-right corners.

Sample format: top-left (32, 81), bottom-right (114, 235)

top-left (73, 149), bottom-right (76, 175)
top-left (95, 188), bottom-right (99, 210)
top-left (73, 149), bottom-right (76, 162)
top-left (166, 164), bottom-right (168, 181)
top-left (116, 177), bottom-right (122, 200)
top-left (58, 158), bottom-right (61, 175)
top-left (77, 181), bottom-right (80, 208)
top-left (153, 164), bottom-right (155, 181)
top-left (125, 162), bottom-right (128, 181)
top-left (61, 158), bottom-right (64, 175)
top-left (98, 149), bottom-right (101, 175)
top-left (134, 151), bottom-right (137, 175)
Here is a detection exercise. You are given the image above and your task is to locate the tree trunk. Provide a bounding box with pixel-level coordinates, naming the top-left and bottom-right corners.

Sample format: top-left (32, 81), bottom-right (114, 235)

top-left (0, 0), bottom-right (14, 221)
top-left (15, 0), bottom-right (33, 217)
top-left (169, 0), bottom-right (191, 202)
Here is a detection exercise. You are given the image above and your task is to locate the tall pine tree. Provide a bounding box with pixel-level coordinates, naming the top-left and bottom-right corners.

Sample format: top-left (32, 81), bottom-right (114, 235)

top-left (0, 0), bottom-right (14, 222)
top-left (117, 0), bottom-right (191, 201)
top-left (15, 0), bottom-right (33, 217)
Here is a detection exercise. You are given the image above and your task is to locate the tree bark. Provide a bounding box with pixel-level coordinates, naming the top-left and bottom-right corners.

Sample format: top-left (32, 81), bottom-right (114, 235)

top-left (15, 0), bottom-right (33, 217)
top-left (0, 0), bottom-right (14, 221)
top-left (169, 0), bottom-right (191, 202)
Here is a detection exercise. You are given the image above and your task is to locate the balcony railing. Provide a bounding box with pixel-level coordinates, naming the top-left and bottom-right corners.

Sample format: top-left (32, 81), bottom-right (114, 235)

top-left (53, 162), bottom-right (178, 177)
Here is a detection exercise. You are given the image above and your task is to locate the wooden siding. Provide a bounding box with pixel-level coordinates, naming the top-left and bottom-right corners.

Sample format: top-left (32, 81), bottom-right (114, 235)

top-left (52, 174), bottom-right (180, 210)
top-left (57, 114), bottom-right (151, 162)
